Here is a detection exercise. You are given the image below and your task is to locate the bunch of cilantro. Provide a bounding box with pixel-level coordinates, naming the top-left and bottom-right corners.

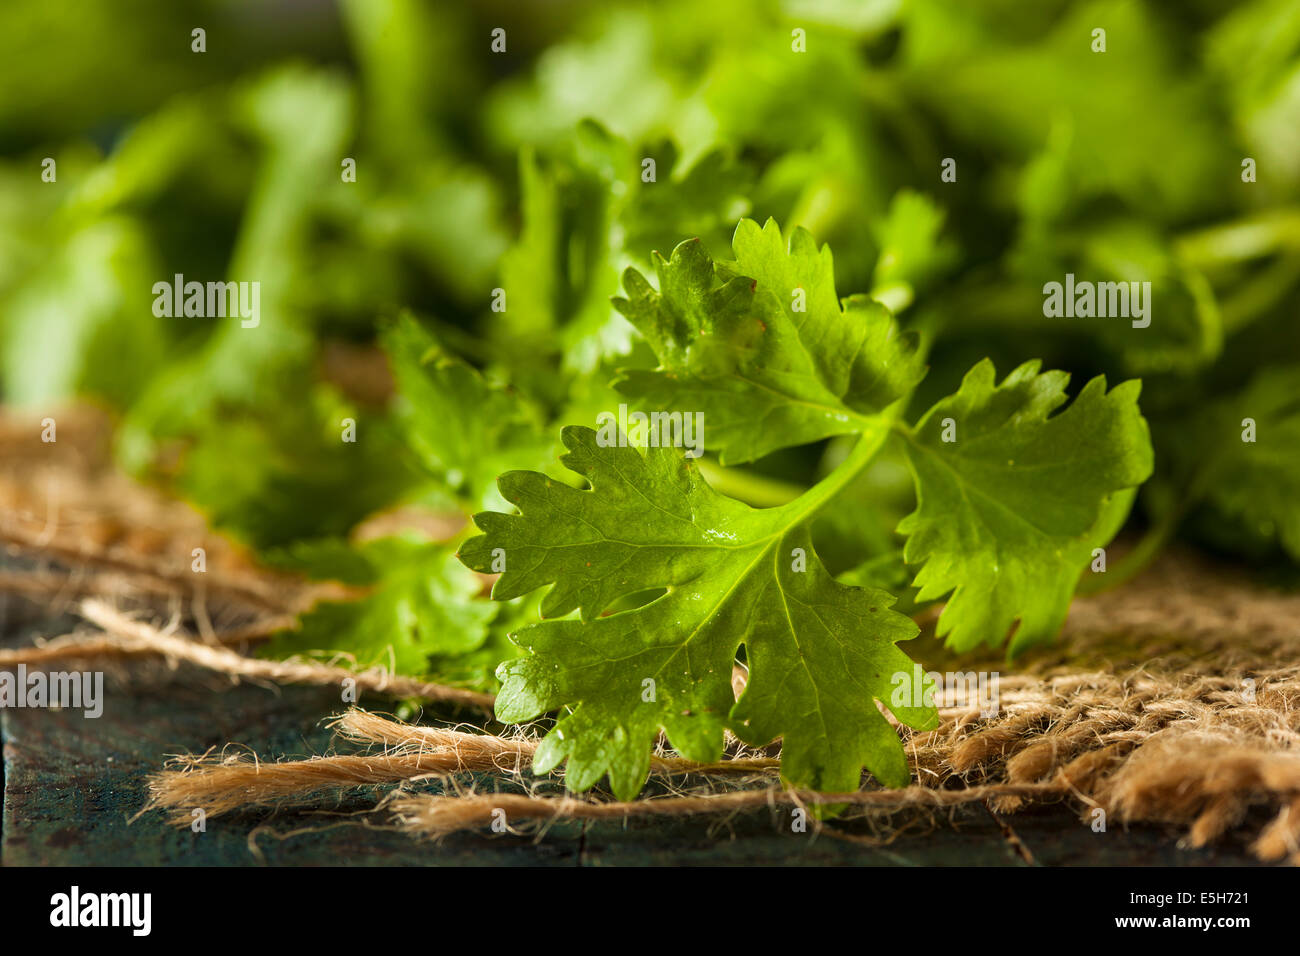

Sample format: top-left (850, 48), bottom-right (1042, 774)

top-left (1, 0), bottom-right (1298, 797)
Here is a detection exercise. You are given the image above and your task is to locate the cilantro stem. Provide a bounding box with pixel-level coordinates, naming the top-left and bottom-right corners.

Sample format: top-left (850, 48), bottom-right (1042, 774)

top-left (1175, 209), bottom-right (1300, 267)
top-left (771, 417), bottom-right (893, 525)
top-left (1077, 503), bottom-right (1184, 596)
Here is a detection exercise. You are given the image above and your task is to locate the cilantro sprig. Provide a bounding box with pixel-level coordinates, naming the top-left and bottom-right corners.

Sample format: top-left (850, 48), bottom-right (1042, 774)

top-left (459, 220), bottom-right (1154, 799)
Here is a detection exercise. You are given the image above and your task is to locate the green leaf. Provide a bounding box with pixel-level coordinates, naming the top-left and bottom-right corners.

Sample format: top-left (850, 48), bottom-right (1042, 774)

top-left (896, 359), bottom-right (1153, 655)
top-left (494, 125), bottom-right (637, 379)
top-left (902, 0), bottom-right (1235, 220)
top-left (838, 549), bottom-right (921, 617)
top-left (869, 189), bottom-right (958, 311)
top-left (614, 218), bottom-right (925, 464)
top-left (486, 12), bottom-right (678, 150)
top-left (261, 537), bottom-right (380, 586)
top-left (1198, 365), bottom-right (1300, 562)
top-left (619, 142), bottom-right (753, 266)
top-left (382, 315), bottom-right (553, 511)
top-left (266, 535), bottom-right (496, 676)
top-left (458, 425), bottom-right (936, 800)
top-left (1206, 0), bottom-right (1300, 191)
top-left (1, 218), bottom-right (166, 408)
top-left (425, 592), bottom-right (536, 695)
top-left (1070, 220), bottom-right (1223, 375)
top-left (172, 385), bottom-right (418, 550)
top-left (493, 124), bottom-right (752, 384)
top-left (115, 66), bottom-right (353, 474)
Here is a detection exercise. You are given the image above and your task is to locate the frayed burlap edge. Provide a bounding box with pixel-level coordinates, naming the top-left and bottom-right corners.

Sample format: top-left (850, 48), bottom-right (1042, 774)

top-left (136, 553), bottom-right (1300, 863)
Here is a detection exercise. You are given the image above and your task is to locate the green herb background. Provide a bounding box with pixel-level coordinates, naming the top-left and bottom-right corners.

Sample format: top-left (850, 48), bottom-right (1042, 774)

top-left (2, 0), bottom-right (1298, 798)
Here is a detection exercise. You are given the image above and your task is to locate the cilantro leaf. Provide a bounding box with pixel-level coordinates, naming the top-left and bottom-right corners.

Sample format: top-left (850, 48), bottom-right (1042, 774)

top-left (493, 122), bottom-right (752, 384)
top-left (458, 424), bottom-right (936, 800)
top-left (614, 218), bottom-right (924, 464)
top-left (266, 535), bottom-right (496, 676)
top-left (170, 384), bottom-right (418, 550)
top-left (869, 189), bottom-right (959, 313)
top-left (1197, 365), bottom-right (1300, 561)
top-left (896, 359), bottom-right (1153, 655)
top-left (115, 66), bottom-right (353, 474)
top-left (619, 141), bottom-right (753, 268)
top-left (1, 218), bottom-right (166, 408)
top-left (382, 315), bottom-right (553, 511)
top-left (424, 592), bottom-right (536, 695)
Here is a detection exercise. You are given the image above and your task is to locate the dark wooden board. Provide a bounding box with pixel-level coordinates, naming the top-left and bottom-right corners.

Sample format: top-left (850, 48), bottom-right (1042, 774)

top-left (0, 597), bottom-right (1270, 866)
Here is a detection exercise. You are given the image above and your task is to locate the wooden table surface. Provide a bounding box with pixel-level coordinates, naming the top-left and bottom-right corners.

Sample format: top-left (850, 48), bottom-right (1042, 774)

top-left (0, 597), bottom-right (1268, 867)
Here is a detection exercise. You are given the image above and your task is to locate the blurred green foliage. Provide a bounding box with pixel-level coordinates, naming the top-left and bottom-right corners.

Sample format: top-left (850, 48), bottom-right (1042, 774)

top-left (3, 0), bottom-right (1299, 680)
